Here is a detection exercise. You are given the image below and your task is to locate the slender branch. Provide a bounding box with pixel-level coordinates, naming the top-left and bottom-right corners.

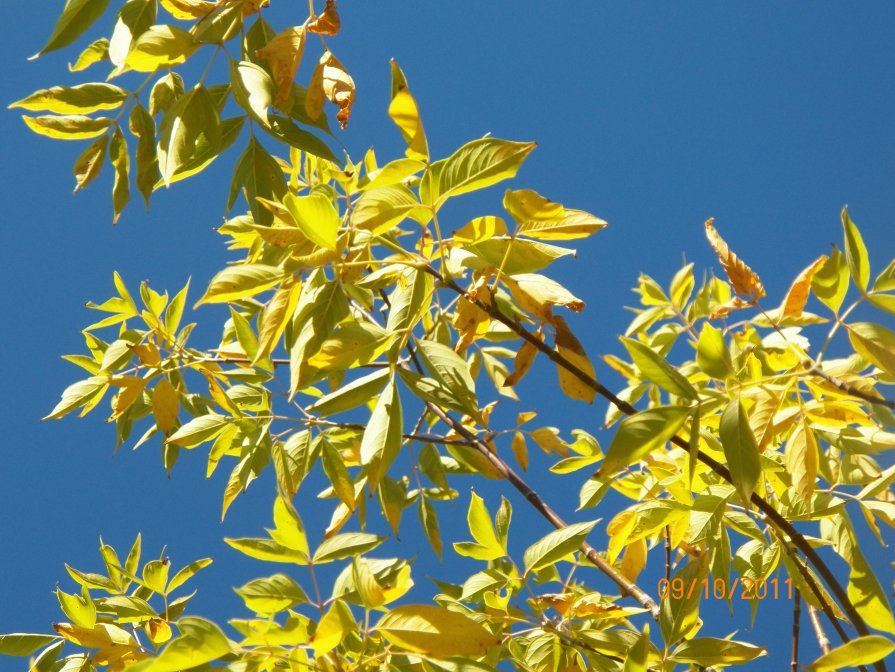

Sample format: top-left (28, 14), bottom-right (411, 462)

top-left (791, 589), bottom-right (801, 672)
top-left (807, 364), bottom-right (895, 409)
top-left (422, 398), bottom-right (660, 619)
top-left (664, 525), bottom-right (671, 583)
top-left (424, 264), bottom-right (885, 665)
top-left (807, 605), bottom-right (832, 655)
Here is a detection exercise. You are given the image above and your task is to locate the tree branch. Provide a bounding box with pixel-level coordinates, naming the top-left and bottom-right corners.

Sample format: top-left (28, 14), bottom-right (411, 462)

top-left (807, 364), bottom-right (895, 410)
top-left (426, 265), bottom-right (885, 668)
top-left (807, 604), bottom-right (833, 655)
top-left (791, 589), bottom-right (801, 672)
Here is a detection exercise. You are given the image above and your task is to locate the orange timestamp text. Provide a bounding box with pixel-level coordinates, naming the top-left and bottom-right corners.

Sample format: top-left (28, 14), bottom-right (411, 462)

top-left (658, 577), bottom-right (793, 601)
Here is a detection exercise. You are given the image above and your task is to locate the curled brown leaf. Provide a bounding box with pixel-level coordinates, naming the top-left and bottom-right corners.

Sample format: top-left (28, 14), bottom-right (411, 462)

top-left (704, 218), bottom-right (765, 300)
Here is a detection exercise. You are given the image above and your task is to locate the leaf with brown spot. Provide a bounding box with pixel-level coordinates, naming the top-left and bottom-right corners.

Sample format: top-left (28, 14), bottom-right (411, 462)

top-left (709, 296), bottom-right (752, 320)
top-left (781, 255), bottom-right (828, 317)
top-left (307, 0), bottom-right (340, 36)
top-left (256, 26), bottom-right (305, 104)
top-left (704, 219), bottom-right (765, 299)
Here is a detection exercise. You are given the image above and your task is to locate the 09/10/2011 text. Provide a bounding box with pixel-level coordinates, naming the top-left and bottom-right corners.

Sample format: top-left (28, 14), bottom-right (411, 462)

top-left (658, 577), bottom-right (793, 601)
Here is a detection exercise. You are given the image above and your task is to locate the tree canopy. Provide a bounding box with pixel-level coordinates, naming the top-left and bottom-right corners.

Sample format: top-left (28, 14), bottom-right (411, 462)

top-left (3, 2), bottom-right (895, 671)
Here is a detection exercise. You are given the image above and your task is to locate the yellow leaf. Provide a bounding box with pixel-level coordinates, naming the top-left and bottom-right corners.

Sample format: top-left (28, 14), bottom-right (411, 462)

top-left (159, 0), bottom-right (215, 19)
top-left (256, 280), bottom-right (301, 364)
top-left (704, 219), bottom-right (765, 299)
top-left (708, 296), bottom-right (752, 320)
top-left (204, 373), bottom-right (241, 416)
top-left (375, 605), bottom-right (499, 659)
top-left (529, 427), bottom-right (569, 457)
top-left (388, 60), bottom-right (428, 161)
top-left (503, 188), bottom-right (564, 223)
top-left (152, 378), bottom-right (180, 435)
top-left (780, 255), bottom-right (828, 317)
top-left (452, 276), bottom-right (492, 353)
top-left (23, 114), bottom-right (111, 140)
top-left (504, 336), bottom-right (540, 387)
top-left (145, 619), bottom-right (172, 645)
top-left (553, 315), bottom-right (596, 403)
top-left (453, 215), bottom-right (508, 244)
top-left (784, 420), bottom-right (817, 506)
top-left (311, 601), bottom-right (356, 656)
top-left (512, 431), bottom-right (528, 471)
top-left (620, 537), bottom-right (647, 582)
top-left (307, 0), bottom-right (340, 36)
top-left (304, 58), bottom-right (325, 121)
top-left (130, 342), bottom-right (161, 368)
top-left (505, 273), bottom-right (585, 321)
top-left (256, 26), bottom-right (306, 104)
top-left (319, 50), bottom-right (354, 129)
top-left (108, 376), bottom-right (146, 422)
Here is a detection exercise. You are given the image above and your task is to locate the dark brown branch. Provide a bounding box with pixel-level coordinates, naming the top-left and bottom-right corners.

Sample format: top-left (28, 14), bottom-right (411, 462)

top-left (808, 365), bottom-right (895, 409)
top-left (791, 589), bottom-right (801, 672)
top-left (426, 265), bottom-right (885, 669)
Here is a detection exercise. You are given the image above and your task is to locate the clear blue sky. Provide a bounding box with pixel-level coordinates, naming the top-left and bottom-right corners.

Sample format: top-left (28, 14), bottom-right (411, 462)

top-left (1, 2), bottom-right (894, 670)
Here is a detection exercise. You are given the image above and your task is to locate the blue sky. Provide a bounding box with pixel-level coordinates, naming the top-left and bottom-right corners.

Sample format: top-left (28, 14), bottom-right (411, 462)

top-left (1, 2), bottom-right (894, 669)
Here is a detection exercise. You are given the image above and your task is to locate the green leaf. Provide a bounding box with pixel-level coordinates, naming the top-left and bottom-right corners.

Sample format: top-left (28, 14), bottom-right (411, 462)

top-left (419, 497), bottom-right (443, 559)
top-left (125, 24), bottom-right (199, 72)
top-left (621, 337), bottom-right (697, 399)
top-left (847, 322), bottom-right (895, 377)
top-left (22, 114), bottom-right (111, 140)
top-left (719, 396), bottom-right (761, 506)
top-left (229, 136), bottom-right (288, 227)
top-left (231, 60), bottom-right (274, 124)
top-left (128, 102), bottom-right (158, 207)
top-left (167, 558), bottom-right (212, 594)
top-left (224, 538), bottom-right (307, 564)
top-left (320, 440), bottom-right (356, 511)
top-left (351, 185), bottom-right (428, 234)
top-left (109, 0), bottom-right (157, 67)
top-left (359, 380), bottom-right (403, 490)
top-left (622, 626), bottom-right (649, 672)
top-left (31, 0), bottom-right (111, 59)
top-left (461, 237), bottom-right (574, 275)
top-left (671, 637), bottom-right (766, 666)
top-left (109, 127), bottom-right (130, 223)
top-left (849, 547), bottom-right (895, 635)
top-left (271, 496), bottom-right (309, 557)
top-left (265, 114), bottom-right (338, 163)
top-left (842, 205), bottom-right (870, 291)
top-left (873, 259), bottom-right (895, 292)
top-left (307, 369), bottom-right (390, 418)
top-left (56, 588), bottom-right (96, 629)
top-left (811, 245), bottom-right (849, 313)
top-left (375, 605), bottom-right (500, 659)
top-left (416, 340), bottom-right (481, 420)
top-left (659, 556), bottom-right (708, 645)
top-left (598, 405), bottom-right (690, 477)
top-left (517, 208), bottom-right (607, 241)
top-left (235, 574), bottom-right (308, 614)
top-left (141, 617), bottom-right (232, 672)
top-left (157, 84), bottom-right (220, 186)
top-left (695, 322), bottom-right (733, 380)
top-left (312, 533), bottom-right (384, 564)
top-left (283, 193), bottom-right (340, 252)
top-left (142, 558), bottom-right (169, 594)
top-left (0, 634), bottom-right (59, 656)
top-left (453, 491), bottom-right (505, 561)
top-left (429, 138), bottom-right (536, 207)
top-left (72, 134), bottom-right (108, 192)
top-left (44, 376), bottom-right (108, 420)
top-left (167, 414), bottom-right (230, 448)
top-left (523, 520), bottom-right (598, 575)
top-left (805, 635), bottom-right (895, 672)
top-left (196, 264), bottom-right (282, 305)
top-left (11, 84), bottom-right (127, 114)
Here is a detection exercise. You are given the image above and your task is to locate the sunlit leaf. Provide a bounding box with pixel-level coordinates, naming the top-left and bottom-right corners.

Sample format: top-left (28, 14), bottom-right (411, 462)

top-left (11, 84), bottom-right (127, 114)
top-left (805, 635), bottom-right (894, 672)
top-left (375, 605), bottom-right (499, 659)
top-left (598, 406), bottom-right (690, 477)
top-left (719, 396), bottom-right (761, 506)
top-left (388, 60), bottom-right (428, 160)
top-left (31, 0), bottom-right (111, 59)
top-left (523, 520), bottom-right (598, 575)
top-left (125, 24), bottom-right (199, 72)
top-left (847, 322), bottom-right (895, 377)
top-left (704, 219), bottom-right (765, 299)
top-left (842, 205), bottom-right (870, 291)
top-left (22, 114), bottom-right (111, 140)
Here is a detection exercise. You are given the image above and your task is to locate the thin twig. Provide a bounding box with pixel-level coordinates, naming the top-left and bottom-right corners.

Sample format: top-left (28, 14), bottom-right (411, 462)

top-left (791, 589), bottom-right (801, 672)
top-left (807, 365), bottom-right (895, 409)
top-left (807, 604), bottom-right (832, 655)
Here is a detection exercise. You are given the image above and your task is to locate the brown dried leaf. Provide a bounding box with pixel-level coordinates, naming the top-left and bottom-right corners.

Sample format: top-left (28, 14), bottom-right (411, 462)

top-left (256, 26), bottom-right (306, 104)
top-left (307, 0), bottom-right (341, 36)
top-left (453, 276), bottom-right (492, 353)
top-left (704, 218), bottom-right (765, 299)
top-left (781, 254), bottom-right (828, 317)
top-left (320, 50), bottom-right (355, 128)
